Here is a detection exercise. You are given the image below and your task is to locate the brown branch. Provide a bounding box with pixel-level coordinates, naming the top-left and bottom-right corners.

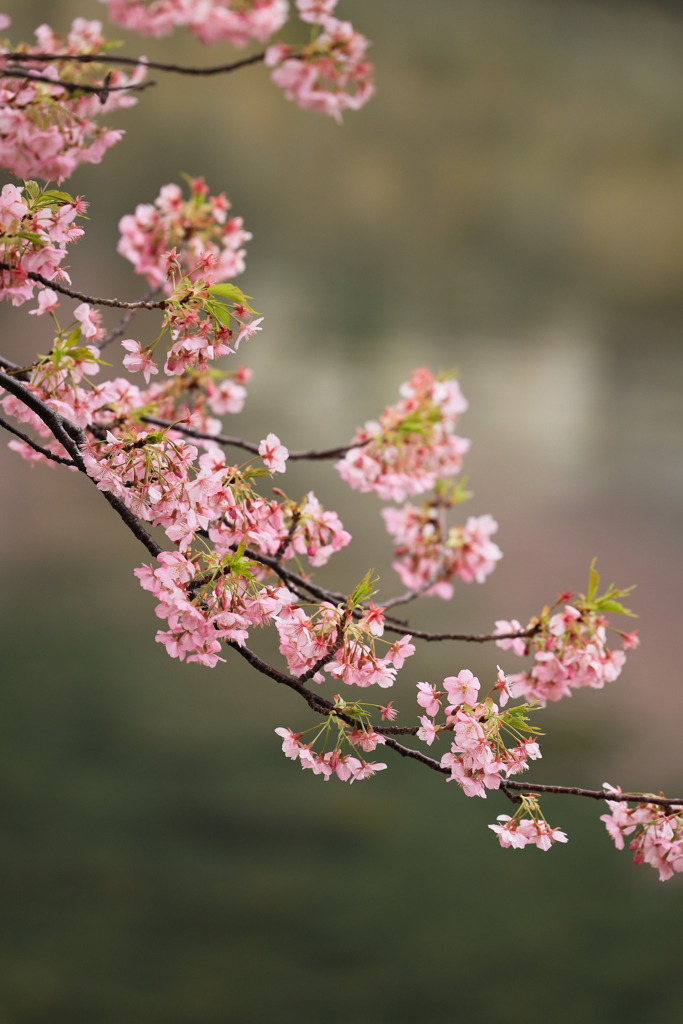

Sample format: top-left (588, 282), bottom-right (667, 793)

top-left (1, 68), bottom-right (156, 98)
top-left (381, 622), bottom-right (540, 644)
top-left (0, 354), bottom-right (29, 381)
top-left (3, 50), bottom-right (267, 77)
top-left (141, 415), bottom-right (359, 461)
top-left (226, 642), bottom-right (414, 736)
top-left (0, 369), bottom-right (163, 559)
top-left (0, 414), bottom-right (76, 466)
top-left (227, 643), bottom-right (683, 809)
top-left (99, 287), bottom-right (164, 349)
top-left (502, 780), bottom-right (683, 811)
top-left (274, 508), bottom-right (301, 562)
top-left (0, 263), bottom-right (167, 310)
top-left (236, 544), bottom-right (539, 647)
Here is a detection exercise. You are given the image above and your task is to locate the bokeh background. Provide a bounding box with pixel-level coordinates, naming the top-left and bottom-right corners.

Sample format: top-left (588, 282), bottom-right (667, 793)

top-left (1, 0), bottom-right (683, 1020)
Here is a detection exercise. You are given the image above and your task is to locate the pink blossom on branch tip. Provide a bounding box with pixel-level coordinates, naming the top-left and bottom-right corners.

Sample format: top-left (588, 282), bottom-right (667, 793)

top-left (121, 340), bottom-right (159, 384)
top-left (28, 289), bottom-right (60, 317)
top-left (259, 433), bottom-right (288, 473)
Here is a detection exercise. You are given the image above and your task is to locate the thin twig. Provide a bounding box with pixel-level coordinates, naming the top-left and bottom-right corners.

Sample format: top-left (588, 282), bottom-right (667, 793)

top-left (503, 780), bottom-right (683, 811)
top-left (99, 286), bottom-right (164, 349)
top-left (226, 643), bottom-right (683, 809)
top-left (0, 414), bottom-right (76, 466)
top-left (274, 508), bottom-right (301, 562)
top-left (1, 68), bottom-right (156, 98)
top-left (381, 622), bottom-right (540, 644)
top-left (0, 354), bottom-right (29, 381)
top-left (141, 415), bottom-right (360, 461)
top-left (0, 263), bottom-right (167, 310)
top-left (3, 50), bottom-right (268, 77)
top-left (0, 370), bottom-right (163, 558)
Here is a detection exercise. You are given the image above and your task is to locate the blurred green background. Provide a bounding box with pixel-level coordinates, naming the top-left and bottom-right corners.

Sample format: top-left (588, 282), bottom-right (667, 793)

top-left (1, 0), bottom-right (682, 1020)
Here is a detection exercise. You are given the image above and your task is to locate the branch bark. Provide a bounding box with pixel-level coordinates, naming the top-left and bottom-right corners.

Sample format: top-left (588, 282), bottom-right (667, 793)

top-left (141, 415), bottom-right (360, 461)
top-left (3, 50), bottom-right (268, 77)
top-left (226, 643), bottom-right (683, 811)
top-left (0, 264), bottom-right (167, 310)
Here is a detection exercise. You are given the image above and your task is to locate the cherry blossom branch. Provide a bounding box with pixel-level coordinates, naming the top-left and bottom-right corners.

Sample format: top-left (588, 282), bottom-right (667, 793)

top-left (1, 68), bottom-right (156, 99)
top-left (141, 415), bottom-right (361, 461)
top-left (0, 369), bottom-right (163, 558)
top-left (3, 51), bottom-right (268, 77)
top-left (236, 543), bottom-right (537, 646)
top-left (381, 622), bottom-right (541, 644)
top-left (0, 368), bottom-right (83, 463)
top-left (99, 287), bottom-right (164, 348)
top-left (237, 544), bottom-right (538, 647)
top-left (274, 508), bottom-right (301, 562)
top-left (502, 781), bottom-right (683, 811)
top-left (0, 264), bottom-right (167, 310)
top-left (226, 641), bottom-right (423, 736)
top-left (227, 643), bottom-right (683, 809)
top-left (0, 413), bottom-right (76, 466)
top-left (0, 354), bottom-right (28, 380)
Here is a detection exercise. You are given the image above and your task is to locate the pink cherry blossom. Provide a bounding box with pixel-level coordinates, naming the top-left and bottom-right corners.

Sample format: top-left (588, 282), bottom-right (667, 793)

top-left (118, 178), bottom-right (250, 291)
top-left (104, 0), bottom-right (289, 46)
top-left (28, 289), bottom-right (59, 317)
top-left (259, 433), bottom-right (289, 474)
top-left (73, 303), bottom-right (103, 341)
top-left (338, 368), bottom-right (470, 502)
top-left (296, 0), bottom-right (338, 23)
top-left (386, 635), bottom-right (415, 669)
top-left (416, 715), bottom-right (438, 746)
top-left (494, 619), bottom-right (527, 657)
top-left (494, 665), bottom-right (513, 707)
top-left (0, 185), bottom-right (85, 307)
top-left (504, 601), bottom-right (629, 706)
top-left (359, 602), bottom-right (385, 637)
top-left (266, 13), bottom-right (374, 123)
top-left (121, 340), bottom-right (159, 383)
top-left (443, 670), bottom-right (480, 709)
top-left (0, 19), bottom-right (145, 180)
top-left (416, 681), bottom-right (442, 717)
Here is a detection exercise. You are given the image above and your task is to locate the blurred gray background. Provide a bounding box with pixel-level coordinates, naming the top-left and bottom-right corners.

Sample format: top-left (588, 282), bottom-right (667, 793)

top-left (0, 0), bottom-right (682, 1020)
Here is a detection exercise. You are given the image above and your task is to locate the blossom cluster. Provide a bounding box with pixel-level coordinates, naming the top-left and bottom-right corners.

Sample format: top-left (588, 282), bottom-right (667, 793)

top-left (275, 691), bottom-right (392, 783)
top-left (266, 0), bottom-right (374, 122)
top-left (276, 600), bottom-right (414, 685)
top-left (383, 503), bottom-right (502, 599)
top-left (337, 368), bottom-right (470, 502)
top-left (600, 785), bottom-right (683, 882)
top-left (495, 568), bottom-right (637, 705)
top-left (0, 18), bottom-right (145, 180)
top-left (0, 319), bottom-right (108, 464)
top-left (0, 182), bottom-right (85, 306)
top-left (489, 803), bottom-right (568, 851)
top-left (118, 177), bottom-right (251, 290)
top-left (413, 669), bottom-right (539, 792)
top-left (412, 670), bottom-right (567, 849)
top-left (136, 548), bottom-right (295, 667)
top-left (103, 0), bottom-right (289, 46)
top-left (338, 367), bottom-right (502, 599)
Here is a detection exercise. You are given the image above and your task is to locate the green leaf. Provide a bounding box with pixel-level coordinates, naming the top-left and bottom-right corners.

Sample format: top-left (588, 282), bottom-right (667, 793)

top-left (211, 302), bottom-right (233, 327)
top-left (595, 598), bottom-right (635, 617)
top-left (207, 283), bottom-right (258, 314)
top-left (349, 569), bottom-right (378, 608)
top-left (39, 190), bottom-right (75, 204)
top-left (587, 557), bottom-right (600, 602)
